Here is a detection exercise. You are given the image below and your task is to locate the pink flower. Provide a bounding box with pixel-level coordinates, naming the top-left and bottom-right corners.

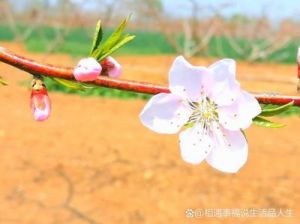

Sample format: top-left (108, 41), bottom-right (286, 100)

top-left (30, 79), bottom-right (51, 121)
top-left (140, 56), bottom-right (261, 173)
top-left (101, 56), bottom-right (122, 78)
top-left (73, 57), bottom-right (102, 82)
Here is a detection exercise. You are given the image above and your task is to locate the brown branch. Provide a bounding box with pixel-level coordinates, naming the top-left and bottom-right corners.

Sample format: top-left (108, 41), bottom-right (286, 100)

top-left (0, 47), bottom-right (300, 106)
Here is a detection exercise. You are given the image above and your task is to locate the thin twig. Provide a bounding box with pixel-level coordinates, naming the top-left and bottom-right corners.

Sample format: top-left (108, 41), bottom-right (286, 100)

top-left (56, 167), bottom-right (100, 224)
top-left (0, 47), bottom-right (300, 106)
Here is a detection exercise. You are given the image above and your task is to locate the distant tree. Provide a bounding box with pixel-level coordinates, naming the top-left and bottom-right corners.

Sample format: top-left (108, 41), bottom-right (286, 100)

top-left (0, 0), bottom-right (47, 42)
top-left (157, 1), bottom-right (227, 57)
top-left (225, 15), bottom-right (292, 62)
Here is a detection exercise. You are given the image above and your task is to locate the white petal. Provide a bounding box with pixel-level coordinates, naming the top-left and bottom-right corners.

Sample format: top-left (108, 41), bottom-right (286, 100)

top-left (179, 124), bottom-right (214, 165)
top-left (209, 59), bottom-right (236, 79)
top-left (140, 93), bottom-right (191, 134)
top-left (218, 90), bottom-right (262, 131)
top-left (207, 59), bottom-right (240, 106)
top-left (169, 56), bottom-right (211, 102)
top-left (206, 128), bottom-right (248, 173)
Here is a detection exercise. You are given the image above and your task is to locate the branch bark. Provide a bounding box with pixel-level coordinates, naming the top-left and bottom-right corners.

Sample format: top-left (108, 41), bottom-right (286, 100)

top-left (0, 47), bottom-right (299, 106)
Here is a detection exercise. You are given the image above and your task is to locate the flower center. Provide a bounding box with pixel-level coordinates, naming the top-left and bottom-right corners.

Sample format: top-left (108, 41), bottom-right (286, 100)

top-left (185, 97), bottom-right (218, 131)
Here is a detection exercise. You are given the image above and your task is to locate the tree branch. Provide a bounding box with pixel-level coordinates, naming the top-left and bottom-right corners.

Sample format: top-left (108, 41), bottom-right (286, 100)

top-left (0, 47), bottom-right (300, 106)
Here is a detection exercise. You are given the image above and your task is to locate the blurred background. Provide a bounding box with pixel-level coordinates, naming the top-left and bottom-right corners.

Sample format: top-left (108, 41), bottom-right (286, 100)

top-left (0, 0), bottom-right (299, 223)
top-left (1, 0), bottom-right (300, 61)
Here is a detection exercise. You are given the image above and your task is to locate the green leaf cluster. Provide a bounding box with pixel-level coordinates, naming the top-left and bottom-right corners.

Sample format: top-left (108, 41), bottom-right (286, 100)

top-left (47, 15), bottom-right (135, 92)
top-left (90, 15), bottom-right (135, 61)
top-left (253, 101), bottom-right (294, 128)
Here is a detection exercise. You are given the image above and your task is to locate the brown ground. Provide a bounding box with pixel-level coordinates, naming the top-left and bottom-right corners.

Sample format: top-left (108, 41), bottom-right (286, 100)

top-left (0, 42), bottom-right (299, 224)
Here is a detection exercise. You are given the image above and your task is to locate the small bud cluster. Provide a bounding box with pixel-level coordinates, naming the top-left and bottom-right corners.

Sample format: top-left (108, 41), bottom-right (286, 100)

top-left (73, 57), bottom-right (121, 82)
top-left (29, 57), bottom-right (121, 122)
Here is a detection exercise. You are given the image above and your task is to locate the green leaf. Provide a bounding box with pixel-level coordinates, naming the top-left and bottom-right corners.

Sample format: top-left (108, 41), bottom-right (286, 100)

top-left (253, 116), bottom-right (285, 128)
top-left (101, 15), bottom-right (131, 51)
top-left (260, 101), bottom-right (294, 117)
top-left (0, 76), bottom-right (7, 86)
top-left (52, 78), bottom-right (88, 91)
top-left (98, 34), bottom-right (135, 61)
top-left (92, 14), bottom-right (133, 60)
top-left (90, 20), bottom-right (103, 55)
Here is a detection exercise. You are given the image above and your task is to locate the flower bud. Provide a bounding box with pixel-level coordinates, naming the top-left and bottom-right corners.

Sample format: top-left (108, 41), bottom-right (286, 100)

top-left (73, 57), bottom-right (102, 82)
top-left (101, 56), bottom-right (122, 78)
top-left (30, 78), bottom-right (51, 121)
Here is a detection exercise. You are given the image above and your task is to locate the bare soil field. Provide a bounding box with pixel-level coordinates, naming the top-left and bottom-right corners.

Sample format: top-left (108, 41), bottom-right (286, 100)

top-left (0, 42), bottom-right (299, 224)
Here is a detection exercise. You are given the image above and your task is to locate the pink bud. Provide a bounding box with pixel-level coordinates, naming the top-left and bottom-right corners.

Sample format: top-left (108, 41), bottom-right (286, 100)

top-left (101, 56), bottom-right (122, 78)
top-left (73, 57), bottom-right (102, 82)
top-left (30, 84), bottom-right (51, 122)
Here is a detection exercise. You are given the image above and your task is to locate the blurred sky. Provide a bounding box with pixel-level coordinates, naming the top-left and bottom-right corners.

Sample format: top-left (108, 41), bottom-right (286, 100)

top-left (162, 0), bottom-right (300, 22)
top-left (12, 0), bottom-right (300, 22)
